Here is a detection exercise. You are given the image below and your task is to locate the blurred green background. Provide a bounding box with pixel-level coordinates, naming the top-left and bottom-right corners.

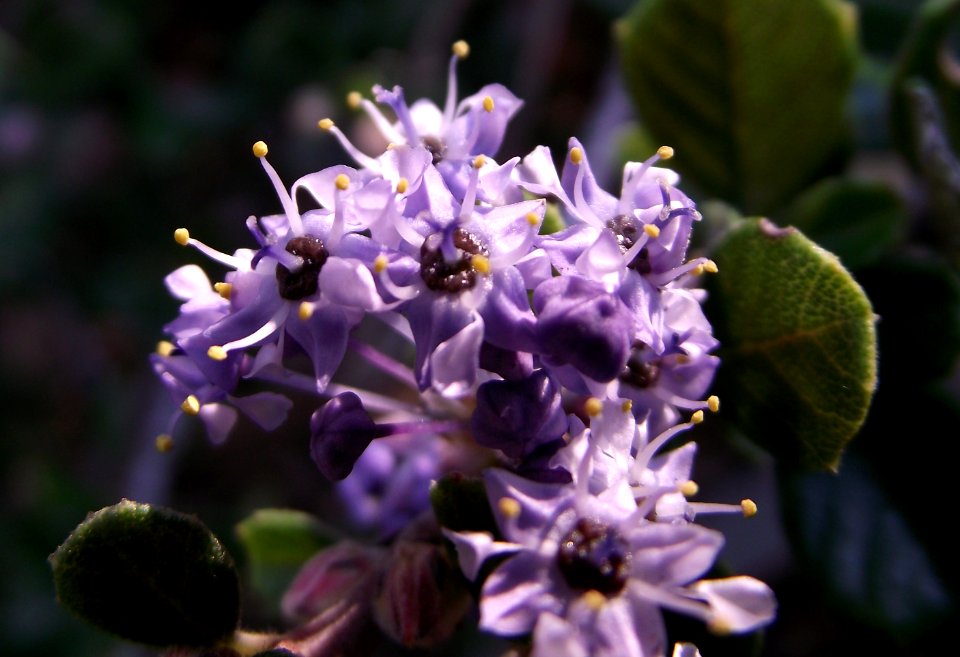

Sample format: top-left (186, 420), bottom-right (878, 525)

top-left (1, 0), bottom-right (956, 655)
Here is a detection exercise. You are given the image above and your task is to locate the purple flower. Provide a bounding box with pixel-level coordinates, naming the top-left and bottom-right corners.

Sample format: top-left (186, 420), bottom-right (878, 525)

top-left (447, 469), bottom-right (776, 656)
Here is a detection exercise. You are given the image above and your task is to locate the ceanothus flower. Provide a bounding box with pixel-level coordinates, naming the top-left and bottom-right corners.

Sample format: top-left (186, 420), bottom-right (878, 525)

top-left (446, 469), bottom-right (776, 657)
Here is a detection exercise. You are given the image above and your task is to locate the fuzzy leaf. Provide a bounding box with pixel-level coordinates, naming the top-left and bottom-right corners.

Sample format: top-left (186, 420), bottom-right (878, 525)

top-left (708, 219), bottom-right (877, 470)
top-left (617, 0), bottom-right (857, 213)
top-left (50, 500), bottom-right (240, 647)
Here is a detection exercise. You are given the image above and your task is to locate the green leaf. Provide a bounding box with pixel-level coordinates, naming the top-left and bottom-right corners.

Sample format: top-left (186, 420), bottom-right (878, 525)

top-left (890, 0), bottom-right (960, 161)
top-left (782, 178), bottom-right (907, 270)
top-left (781, 454), bottom-right (954, 634)
top-left (708, 219), bottom-right (877, 470)
top-left (50, 500), bottom-right (240, 647)
top-left (616, 0), bottom-right (857, 213)
top-left (235, 509), bottom-right (336, 608)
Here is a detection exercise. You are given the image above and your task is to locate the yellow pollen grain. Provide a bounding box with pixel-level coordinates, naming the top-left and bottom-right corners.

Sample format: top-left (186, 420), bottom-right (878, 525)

top-left (643, 224), bottom-right (661, 238)
top-left (525, 212), bottom-right (540, 226)
top-left (621, 400), bottom-right (633, 413)
top-left (318, 118), bottom-right (335, 131)
top-left (396, 177), bottom-right (409, 194)
top-left (582, 590), bottom-right (606, 611)
top-left (657, 145), bottom-right (675, 160)
top-left (181, 395), bottom-right (200, 416)
top-left (691, 410), bottom-right (705, 424)
top-left (473, 154), bottom-right (486, 169)
top-left (482, 95), bottom-right (494, 112)
top-left (707, 395), bottom-right (720, 412)
top-left (174, 228), bottom-right (190, 246)
top-left (741, 499), bottom-right (758, 517)
top-left (452, 40), bottom-right (470, 59)
top-left (156, 340), bottom-right (175, 357)
top-left (570, 147), bottom-right (583, 165)
top-left (299, 301), bottom-right (316, 321)
top-left (252, 141), bottom-right (268, 158)
top-left (374, 254), bottom-right (389, 273)
top-left (213, 282), bottom-right (232, 299)
top-left (691, 264), bottom-right (705, 276)
top-left (584, 397), bottom-right (603, 417)
top-left (155, 434), bottom-right (174, 453)
top-left (207, 345), bottom-right (228, 361)
top-left (498, 497), bottom-right (521, 519)
top-left (708, 618), bottom-right (733, 636)
top-left (335, 174), bottom-right (350, 191)
top-left (703, 259), bottom-right (719, 273)
top-left (346, 91), bottom-right (362, 109)
top-left (471, 254), bottom-right (490, 274)
top-left (679, 480), bottom-right (699, 497)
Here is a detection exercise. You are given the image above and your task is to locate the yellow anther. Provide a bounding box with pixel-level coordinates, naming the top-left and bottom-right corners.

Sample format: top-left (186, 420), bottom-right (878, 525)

top-left (335, 174), bottom-right (350, 191)
top-left (346, 91), bottom-right (362, 109)
top-left (473, 154), bottom-right (486, 169)
top-left (318, 118), bottom-right (335, 131)
top-left (582, 590), bottom-right (606, 611)
top-left (482, 95), bottom-right (494, 112)
top-left (584, 397), bottom-right (603, 417)
top-left (174, 228), bottom-right (190, 246)
top-left (498, 496), bottom-right (521, 519)
top-left (471, 254), bottom-right (491, 274)
top-left (396, 177), bottom-right (409, 194)
top-left (643, 224), bottom-right (661, 238)
top-left (703, 259), bottom-right (719, 274)
top-left (679, 480), bottom-right (699, 497)
top-left (708, 618), bottom-right (733, 636)
top-left (374, 254), bottom-right (389, 273)
top-left (386, 142), bottom-right (397, 150)
top-left (452, 40), bottom-right (470, 59)
top-left (156, 340), bottom-right (175, 357)
top-left (181, 395), bottom-right (200, 416)
top-left (707, 395), bottom-right (720, 412)
top-left (570, 147), bottom-right (583, 165)
top-left (155, 434), bottom-right (174, 453)
top-left (526, 212), bottom-right (540, 226)
top-left (691, 410), bottom-right (705, 424)
top-left (207, 345), bottom-right (228, 361)
top-left (657, 145), bottom-right (675, 160)
top-left (621, 400), bottom-right (633, 413)
top-left (252, 141), bottom-right (268, 158)
top-left (675, 354), bottom-right (691, 365)
top-left (213, 282), bottom-right (232, 299)
top-left (299, 301), bottom-right (316, 321)
top-left (691, 264), bottom-right (705, 276)
top-left (741, 499), bottom-right (758, 517)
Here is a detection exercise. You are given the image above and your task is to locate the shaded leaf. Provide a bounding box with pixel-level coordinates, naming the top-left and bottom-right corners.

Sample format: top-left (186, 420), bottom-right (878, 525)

top-left (890, 0), bottom-right (960, 161)
top-left (235, 509), bottom-right (337, 609)
top-left (708, 219), bottom-right (877, 470)
top-left (616, 0), bottom-right (857, 213)
top-left (50, 500), bottom-right (240, 647)
top-left (783, 178), bottom-right (907, 270)
top-left (781, 454), bottom-right (954, 634)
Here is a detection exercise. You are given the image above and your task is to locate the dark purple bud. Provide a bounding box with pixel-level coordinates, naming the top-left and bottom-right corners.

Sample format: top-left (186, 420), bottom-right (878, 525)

top-left (282, 542), bottom-right (383, 621)
top-left (372, 542), bottom-right (471, 648)
top-left (472, 370), bottom-right (567, 458)
top-left (310, 393), bottom-right (389, 481)
top-left (534, 276), bottom-right (633, 382)
top-left (478, 341), bottom-right (534, 381)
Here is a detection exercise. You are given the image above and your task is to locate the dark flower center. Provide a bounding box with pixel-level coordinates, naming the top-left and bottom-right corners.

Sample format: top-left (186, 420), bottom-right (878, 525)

top-left (620, 341), bottom-right (661, 389)
top-left (556, 518), bottom-right (631, 595)
top-left (422, 135), bottom-right (446, 164)
top-left (276, 236), bottom-right (329, 300)
top-left (419, 227), bottom-right (488, 294)
top-left (607, 216), bottom-right (652, 274)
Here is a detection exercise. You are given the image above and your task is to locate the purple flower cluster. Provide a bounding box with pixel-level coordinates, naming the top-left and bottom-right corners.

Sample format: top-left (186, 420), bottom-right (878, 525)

top-left (153, 41), bottom-right (774, 656)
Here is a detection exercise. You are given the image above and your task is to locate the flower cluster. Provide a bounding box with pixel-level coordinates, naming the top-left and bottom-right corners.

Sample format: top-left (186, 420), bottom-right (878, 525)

top-left (153, 41), bottom-right (774, 656)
